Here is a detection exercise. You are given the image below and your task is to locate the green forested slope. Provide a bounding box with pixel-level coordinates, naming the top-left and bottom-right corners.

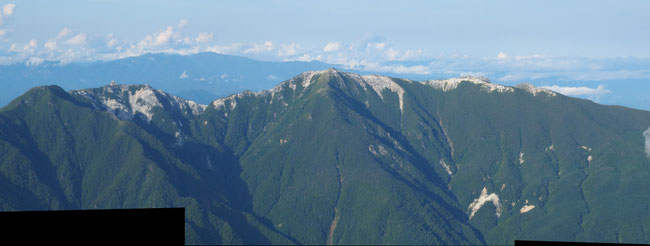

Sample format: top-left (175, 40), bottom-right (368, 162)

top-left (0, 69), bottom-right (649, 245)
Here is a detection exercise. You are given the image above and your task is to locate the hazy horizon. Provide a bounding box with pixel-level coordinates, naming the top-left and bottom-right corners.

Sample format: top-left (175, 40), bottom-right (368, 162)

top-left (1, 0), bottom-right (649, 109)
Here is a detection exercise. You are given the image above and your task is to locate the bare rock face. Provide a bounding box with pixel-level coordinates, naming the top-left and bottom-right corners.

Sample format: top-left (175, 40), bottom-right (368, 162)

top-left (72, 82), bottom-right (206, 122)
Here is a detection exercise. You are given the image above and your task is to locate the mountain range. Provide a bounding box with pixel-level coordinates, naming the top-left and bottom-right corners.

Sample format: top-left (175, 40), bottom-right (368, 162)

top-left (0, 52), bottom-right (333, 107)
top-left (0, 68), bottom-right (649, 244)
top-left (5, 52), bottom-right (650, 112)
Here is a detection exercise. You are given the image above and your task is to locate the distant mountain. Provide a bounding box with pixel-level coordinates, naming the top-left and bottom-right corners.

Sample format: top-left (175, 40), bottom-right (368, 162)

top-left (0, 52), bottom-right (333, 106)
top-left (1, 69), bottom-right (649, 244)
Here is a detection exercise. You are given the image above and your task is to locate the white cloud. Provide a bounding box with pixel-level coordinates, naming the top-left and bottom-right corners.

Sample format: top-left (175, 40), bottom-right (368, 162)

top-left (12, 26), bottom-right (117, 65)
top-left (323, 42), bottom-right (341, 52)
top-left (384, 48), bottom-right (400, 60)
top-left (25, 57), bottom-right (43, 66)
top-left (180, 37), bottom-right (192, 45)
top-left (178, 19), bottom-right (189, 28)
top-left (334, 59), bottom-right (431, 75)
top-left (137, 20), bottom-right (189, 49)
top-left (643, 127), bottom-right (650, 159)
top-left (459, 71), bottom-right (486, 77)
top-left (497, 73), bottom-right (527, 82)
top-left (278, 43), bottom-right (299, 57)
top-left (44, 40), bottom-right (57, 50)
top-left (573, 69), bottom-right (650, 81)
top-left (0, 4), bottom-right (16, 26)
top-left (2, 15), bottom-right (649, 86)
top-left (195, 32), bottom-right (213, 43)
top-left (399, 49), bottom-right (427, 61)
top-left (290, 53), bottom-right (322, 62)
top-left (379, 48), bottom-right (427, 61)
top-left (496, 51), bottom-right (508, 60)
top-left (244, 40), bottom-right (273, 54)
top-left (266, 74), bottom-right (281, 81)
top-left (107, 38), bottom-right (118, 48)
top-left (206, 43), bottom-right (243, 54)
top-left (154, 26), bottom-right (176, 46)
top-left (42, 28), bottom-right (77, 51)
top-left (9, 39), bottom-right (37, 53)
top-left (367, 42), bottom-right (386, 50)
top-left (378, 64), bottom-right (430, 75)
top-left (3, 4), bottom-right (15, 17)
top-left (177, 46), bottom-right (202, 55)
top-left (540, 84), bottom-right (611, 99)
top-left (57, 27), bottom-right (72, 39)
top-left (65, 33), bottom-right (87, 45)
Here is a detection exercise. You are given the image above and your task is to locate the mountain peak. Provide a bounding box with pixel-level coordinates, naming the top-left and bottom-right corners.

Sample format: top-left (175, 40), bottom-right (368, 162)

top-left (72, 83), bottom-right (206, 122)
top-left (461, 75), bottom-right (491, 83)
top-left (211, 69), bottom-right (333, 111)
top-left (326, 67), bottom-right (340, 73)
top-left (515, 83), bottom-right (557, 96)
top-left (210, 69), bottom-right (408, 112)
top-left (294, 69), bottom-right (407, 111)
top-left (421, 76), bottom-right (514, 93)
top-left (206, 67), bottom-right (557, 117)
top-left (209, 70), bottom-right (563, 115)
top-left (343, 72), bottom-right (406, 111)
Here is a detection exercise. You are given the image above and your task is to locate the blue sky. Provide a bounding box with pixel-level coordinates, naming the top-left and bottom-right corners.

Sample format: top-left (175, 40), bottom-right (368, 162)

top-left (1, 0), bottom-right (649, 109)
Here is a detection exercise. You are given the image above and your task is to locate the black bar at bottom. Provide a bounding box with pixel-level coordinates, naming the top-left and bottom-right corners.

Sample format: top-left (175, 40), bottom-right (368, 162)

top-left (516, 240), bottom-right (646, 246)
top-left (0, 208), bottom-right (184, 244)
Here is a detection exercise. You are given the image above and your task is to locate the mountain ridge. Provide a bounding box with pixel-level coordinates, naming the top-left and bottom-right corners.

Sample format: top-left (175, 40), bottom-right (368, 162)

top-left (208, 68), bottom-right (562, 116)
top-left (1, 69), bottom-right (649, 244)
top-left (3, 72), bottom-right (596, 114)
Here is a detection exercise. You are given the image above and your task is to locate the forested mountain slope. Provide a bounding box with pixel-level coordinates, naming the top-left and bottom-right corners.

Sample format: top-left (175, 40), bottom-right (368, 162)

top-left (1, 68), bottom-right (649, 244)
